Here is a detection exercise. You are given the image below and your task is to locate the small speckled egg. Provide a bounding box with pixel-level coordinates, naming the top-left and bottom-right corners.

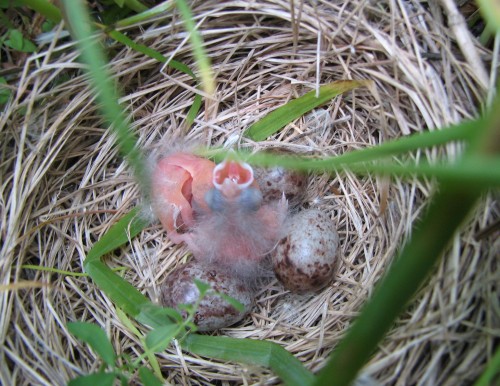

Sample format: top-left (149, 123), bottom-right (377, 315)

top-left (253, 165), bottom-right (308, 209)
top-left (159, 261), bottom-right (254, 331)
top-left (272, 209), bottom-right (339, 293)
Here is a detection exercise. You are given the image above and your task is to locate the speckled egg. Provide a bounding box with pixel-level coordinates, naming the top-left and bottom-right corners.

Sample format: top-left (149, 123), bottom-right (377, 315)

top-left (253, 152), bottom-right (309, 209)
top-left (272, 209), bottom-right (339, 293)
top-left (159, 261), bottom-right (254, 331)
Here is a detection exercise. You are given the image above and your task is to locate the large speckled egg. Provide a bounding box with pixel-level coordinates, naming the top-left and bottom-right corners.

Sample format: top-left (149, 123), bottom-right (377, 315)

top-left (272, 209), bottom-right (339, 293)
top-left (159, 261), bottom-right (254, 331)
top-left (253, 151), bottom-right (309, 209)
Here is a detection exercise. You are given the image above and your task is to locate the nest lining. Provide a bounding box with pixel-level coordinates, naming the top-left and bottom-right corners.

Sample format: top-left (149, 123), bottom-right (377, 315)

top-left (0, 1), bottom-right (498, 385)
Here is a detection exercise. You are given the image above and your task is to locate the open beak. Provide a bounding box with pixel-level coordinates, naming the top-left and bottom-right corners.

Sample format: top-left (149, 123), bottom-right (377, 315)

top-left (212, 157), bottom-right (254, 198)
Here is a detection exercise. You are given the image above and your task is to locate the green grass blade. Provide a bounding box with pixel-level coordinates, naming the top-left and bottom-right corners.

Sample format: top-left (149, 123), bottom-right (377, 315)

top-left (104, 29), bottom-right (196, 78)
top-left (85, 208), bottom-right (148, 263)
top-left (20, 0), bottom-right (62, 23)
top-left (84, 260), bottom-right (152, 321)
top-left (82, 208), bottom-right (170, 327)
top-left (244, 80), bottom-right (370, 141)
top-left (473, 345), bottom-right (500, 386)
top-left (230, 116), bottom-right (477, 167)
top-left (348, 157), bottom-right (500, 187)
top-left (174, 0), bottom-right (215, 95)
top-left (183, 334), bottom-right (315, 386)
top-left (207, 117), bottom-right (495, 186)
top-left (121, 0), bottom-right (148, 13)
top-left (62, 0), bottom-right (148, 191)
top-left (104, 29), bottom-right (202, 126)
top-left (82, 208), bottom-right (162, 324)
top-left (116, 1), bottom-right (172, 28)
top-left (186, 93), bottom-right (203, 127)
top-left (303, 117), bottom-right (478, 165)
top-left (21, 264), bottom-right (127, 277)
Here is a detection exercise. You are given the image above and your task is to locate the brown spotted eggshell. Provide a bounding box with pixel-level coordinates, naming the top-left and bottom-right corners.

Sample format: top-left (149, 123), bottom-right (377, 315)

top-left (253, 165), bottom-right (308, 209)
top-left (253, 148), bottom-right (309, 210)
top-left (272, 209), bottom-right (339, 293)
top-left (159, 261), bottom-right (254, 331)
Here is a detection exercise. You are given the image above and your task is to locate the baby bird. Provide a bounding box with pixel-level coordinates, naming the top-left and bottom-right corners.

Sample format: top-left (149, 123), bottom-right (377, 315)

top-left (151, 152), bottom-right (288, 277)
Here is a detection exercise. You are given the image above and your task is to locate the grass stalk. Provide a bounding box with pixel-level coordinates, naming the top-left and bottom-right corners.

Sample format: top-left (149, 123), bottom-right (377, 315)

top-left (174, 0), bottom-right (215, 96)
top-left (61, 0), bottom-right (148, 192)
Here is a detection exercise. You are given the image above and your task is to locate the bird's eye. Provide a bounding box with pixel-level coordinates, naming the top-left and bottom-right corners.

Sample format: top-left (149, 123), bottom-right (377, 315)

top-left (237, 188), bottom-right (263, 212)
top-left (205, 188), bottom-right (226, 212)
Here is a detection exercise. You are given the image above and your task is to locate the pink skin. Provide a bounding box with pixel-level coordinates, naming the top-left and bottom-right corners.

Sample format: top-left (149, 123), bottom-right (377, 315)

top-left (152, 153), bottom-right (288, 272)
top-left (151, 152), bottom-right (215, 242)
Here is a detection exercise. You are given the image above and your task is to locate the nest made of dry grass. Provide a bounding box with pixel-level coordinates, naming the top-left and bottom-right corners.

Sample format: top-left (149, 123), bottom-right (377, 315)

top-left (1, 1), bottom-right (498, 385)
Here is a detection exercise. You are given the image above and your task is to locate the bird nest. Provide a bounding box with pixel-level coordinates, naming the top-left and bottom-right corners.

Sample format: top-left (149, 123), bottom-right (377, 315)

top-left (1, 0), bottom-right (498, 385)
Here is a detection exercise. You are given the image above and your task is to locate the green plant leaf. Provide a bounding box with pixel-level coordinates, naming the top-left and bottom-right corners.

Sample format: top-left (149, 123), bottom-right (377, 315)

top-left (138, 367), bottom-right (164, 386)
top-left (244, 80), bottom-right (370, 140)
top-left (206, 117), bottom-right (491, 186)
top-left (215, 292), bottom-right (245, 313)
top-left (193, 279), bottom-right (210, 296)
top-left (103, 29), bottom-right (195, 78)
top-left (0, 0), bottom-right (24, 8)
top-left (137, 303), bottom-right (183, 324)
top-left (68, 372), bottom-right (117, 386)
top-left (477, 0), bottom-right (500, 33)
top-left (42, 20), bottom-right (56, 33)
top-left (145, 325), bottom-right (178, 352)
top-left (183, 334), bottom-right (315, 386)
top-left (67, 322), bottom-right (116, 367)
top-left (4, 29), bottom-right (37, 52)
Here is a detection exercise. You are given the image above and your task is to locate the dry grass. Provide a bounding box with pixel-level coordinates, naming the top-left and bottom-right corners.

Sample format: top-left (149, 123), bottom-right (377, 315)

top-left (1, 1), bottom-right (498, 385)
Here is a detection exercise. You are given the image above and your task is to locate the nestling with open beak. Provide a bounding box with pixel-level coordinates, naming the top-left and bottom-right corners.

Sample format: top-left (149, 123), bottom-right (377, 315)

top-left (150, 151), bottom-right (288, 278)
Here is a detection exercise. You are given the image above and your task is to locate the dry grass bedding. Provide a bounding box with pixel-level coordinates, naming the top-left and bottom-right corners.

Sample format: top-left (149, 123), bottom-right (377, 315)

top-left (0, 0), bottom-right (498, 385)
